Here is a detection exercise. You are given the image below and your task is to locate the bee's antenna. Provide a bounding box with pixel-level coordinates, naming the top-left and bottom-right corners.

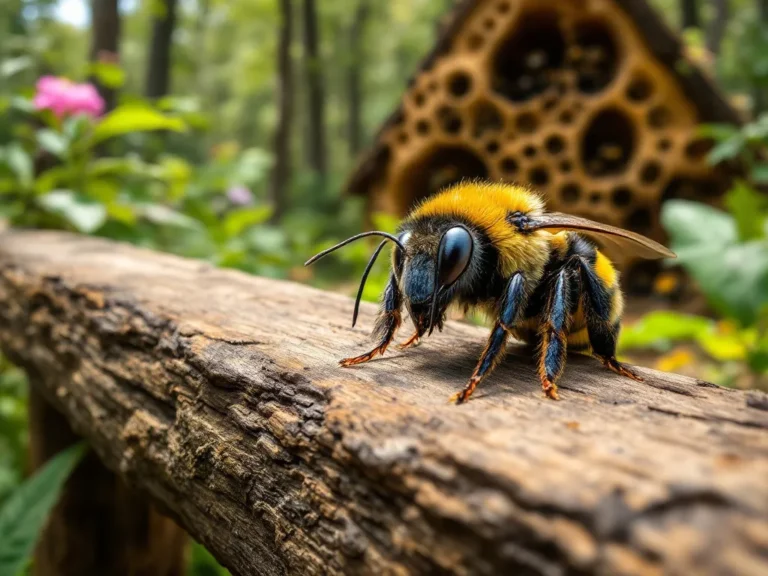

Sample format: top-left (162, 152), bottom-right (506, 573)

top-left (352, 239), bottom-right (388, 328)
top-left (304, 231), bottom-right (405, 266)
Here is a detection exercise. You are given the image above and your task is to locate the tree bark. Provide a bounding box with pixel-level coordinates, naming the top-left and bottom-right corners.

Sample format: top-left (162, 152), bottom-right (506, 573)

top-left (270, 0), bottom-right (294, 222)
top-left (1, 230), bottom-right (767, 576)
top-left (89, 0), bottom-right (121, 111)
top-left (27, 382), bottom-right (187, 576)
top-left (301, 0), bottom-right (327, 179)
top-left (346, 0), bottom-right (369, 159)
top-left (144, 0), bottom-right (178, 99)
top-left (680, 0), bottom-right (701, 28)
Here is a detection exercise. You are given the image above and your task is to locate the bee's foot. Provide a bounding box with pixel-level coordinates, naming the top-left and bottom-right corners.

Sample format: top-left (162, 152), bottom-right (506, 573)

top-left (542, 379), bottom-right (560, 400)
top-left (600, 356), bottom-right (644, 382)
top-left (339, 346), bottom-right (386, 367)
top-left (397, 332), bottom-right (421, 350)
top-left (450, 376), bottom-right (481, 405)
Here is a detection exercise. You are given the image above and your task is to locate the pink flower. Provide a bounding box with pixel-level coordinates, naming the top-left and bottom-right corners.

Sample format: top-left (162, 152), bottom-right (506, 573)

top-left (33, 76), bottom-right (105, 119)
top-left (226, 185), bottom-right (253, 206)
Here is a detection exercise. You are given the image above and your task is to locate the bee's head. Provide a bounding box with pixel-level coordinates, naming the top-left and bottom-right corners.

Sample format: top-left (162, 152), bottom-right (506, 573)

top-left (394, 219), bottom-right (478, 335)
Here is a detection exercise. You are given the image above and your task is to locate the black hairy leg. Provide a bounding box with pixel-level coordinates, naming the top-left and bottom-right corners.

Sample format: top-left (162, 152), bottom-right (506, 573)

top-left (452, 273), bottom-right (526, 404)
top-left (579, 260), bottom-right (643, 382)
top-left (340, 273), bottom-right (402, 366)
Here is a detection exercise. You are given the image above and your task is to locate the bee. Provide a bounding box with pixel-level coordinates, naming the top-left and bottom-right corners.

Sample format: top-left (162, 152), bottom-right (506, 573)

top-left (305, 182), bottom-right (675, 403)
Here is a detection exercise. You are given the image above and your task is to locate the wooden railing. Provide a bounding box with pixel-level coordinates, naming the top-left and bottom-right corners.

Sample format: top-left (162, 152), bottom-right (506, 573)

top-left (0, 229), bottom-right (766, 576)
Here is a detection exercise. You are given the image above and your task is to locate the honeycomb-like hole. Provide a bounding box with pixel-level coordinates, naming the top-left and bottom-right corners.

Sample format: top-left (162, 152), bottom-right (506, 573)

top-left (529, 167), bottom-right (550, 186)
top-left (403, 147), bottom-right (489, 206)
top-left (560, 160), bottom-right (572, 173)
top-left (545, 135), bottom-right (565, 155)
top-left (657, 138), bottom-right (672, 152)
top-left (448, 72), bottom-right (472, 99)
top-left (397, 131), bottom-right (409, 144)
top-left (467, 34), bottom-right (484, 51)
top-left (561, 183), bottom-right (581, 204)
top-left (416, 120), bottom-right (430, 135)
top-left (428, 81), bottom-right (438, 93)
top-left (589, 192), bottom-right (602, 204)
top-left (685, 138), bottom-right (714, 160)
top-left (559, 110), bottom-right (574, 124)
top-left (571, 20), bottom-right (619, 93)
top-left (498, 1), bottom-right (510, 13)
top-left (611, 187), bottom-right (633, 207)
top-left (626, 207), bottom-right (653, 235)
top-left (524, 145), bottom-right (537, 158)
top-left (662, 177), bottom-right (724, 202)
top-left (437, 107), bottom-right (463, 134)
top-left (516, 112), bottom-right (539, 133)
top-left (626, 75), bottom-right (653, 102)
top-left (472, 102), bottom-right (503, 138)
top-left (501, 157), bottom-right (519, 175)
top-left (492, 11), bottom-right (566, 102)
top-left (582, 108), bottom-right (635, 177)
top-left (542, 95), bottom-right (559, 111)
top-left (640, 161), bottom-right (661, 184)
top-left (486, 141), bottom-right (500, 154)
top-left (648, 106), bottom-right (671, 128)
top-left (484, 18), bottom-right (495, 31)
top-left (414, 92), bottom-right (426, 107)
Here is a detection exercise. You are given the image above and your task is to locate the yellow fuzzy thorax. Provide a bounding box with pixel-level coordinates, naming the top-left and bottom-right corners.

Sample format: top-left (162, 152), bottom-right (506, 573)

top-left (407, 182), bottom-right (552, 278)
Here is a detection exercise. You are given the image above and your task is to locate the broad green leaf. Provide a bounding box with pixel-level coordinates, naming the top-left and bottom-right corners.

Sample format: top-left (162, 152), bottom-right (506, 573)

top-left (87, 61), bottom-right (125, 89)
top-left (0, 443), bottom-right (87, 576)
top-left (3, 144), bottom-right (33, 187)
top-left (223, 207), bottom-right (273, 238)
top-left (619, 311), bottom-right (713, 352)
top-left (707, 134), bottom-right (745, 165)
top-left (137, 204), bottom-right (202, 230)
top-left (724, 181), bottom-right (768, 241)
top-left (36, 130), bottom-right (69, 158)
top-left (38, 190), bottom-right (108, 233)
top-left (92, 104), bottom-right (185, 144)
top-left (0, 56), bottom-right (33, 78)
top-left (661, 200), bottom-right (736, 248)
top-left (696, 123), bottom-right (740, 141)
top-left (752, 164), bottom-right (768, 184)
top-left (696, 330), bottom-right (748, 362)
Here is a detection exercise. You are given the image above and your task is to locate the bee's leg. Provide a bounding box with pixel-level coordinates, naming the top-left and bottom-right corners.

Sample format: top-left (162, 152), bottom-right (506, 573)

top-left (340, 273), bottom-right (402, 367)
top-left (451, 273), bottom-right (526, 404)
top-left (537, 266), bottom-right (576, 400)
top-left (579, 260), bottom-right (643, 382)
top-left (398, 330), bottom-right (421, 350)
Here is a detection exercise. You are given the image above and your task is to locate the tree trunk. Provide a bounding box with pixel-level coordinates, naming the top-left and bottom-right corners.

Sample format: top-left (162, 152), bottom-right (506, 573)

top-left (270, 0), bottom-right (294, 222)
top-left (705, 0), bottom-right (729, 56)
top-left (301, 0), bottom-right (327, 179)
top-left (89, 0), bottom-right (121, 111)
top-left (27, 382), bottom-right (187, 576)
top-left (346, 0), bottom-right (369, 159)
top-left (680, 0), bottom-right (700, 28)
top-left (144, 0), bottom-right (178, 99)
top-left (756, 0), bottom-right (768, 114)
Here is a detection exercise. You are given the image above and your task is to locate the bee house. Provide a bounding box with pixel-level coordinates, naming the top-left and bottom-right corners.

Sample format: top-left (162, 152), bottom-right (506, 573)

top-left (346, 0), bottom-right (741, 293)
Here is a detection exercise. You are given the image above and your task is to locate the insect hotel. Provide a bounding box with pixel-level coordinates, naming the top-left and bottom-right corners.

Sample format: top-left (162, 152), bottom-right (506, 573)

top-left (345, 0), bottom-right (741, 294)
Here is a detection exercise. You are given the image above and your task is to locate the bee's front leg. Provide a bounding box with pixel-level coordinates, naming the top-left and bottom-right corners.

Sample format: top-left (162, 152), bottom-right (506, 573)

top-left (452, 273), bottom-right (526, 404)
top-left (340, 273), bottom-right (402, 367)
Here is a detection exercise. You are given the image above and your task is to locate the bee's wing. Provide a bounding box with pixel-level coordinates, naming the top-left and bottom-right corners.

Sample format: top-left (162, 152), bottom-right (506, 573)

top-left (529, 212), bottom-right (676, 260)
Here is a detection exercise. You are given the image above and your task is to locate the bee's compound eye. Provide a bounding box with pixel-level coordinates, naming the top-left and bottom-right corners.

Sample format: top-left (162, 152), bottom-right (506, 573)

top-left (395, 231), bottom-right (411, 272)
top-left (438, 226), bottom-right (473, 287)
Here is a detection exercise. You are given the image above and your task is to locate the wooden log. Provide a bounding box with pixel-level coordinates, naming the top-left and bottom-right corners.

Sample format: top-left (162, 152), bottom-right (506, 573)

top-left (0, 229), bottom-right (766, 576)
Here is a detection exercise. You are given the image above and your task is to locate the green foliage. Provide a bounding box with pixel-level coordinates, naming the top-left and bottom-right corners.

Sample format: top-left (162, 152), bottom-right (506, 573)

top-left (0, 356), bottom-right (27, 506)
top-left (0, 443), bottom-right (87, 576)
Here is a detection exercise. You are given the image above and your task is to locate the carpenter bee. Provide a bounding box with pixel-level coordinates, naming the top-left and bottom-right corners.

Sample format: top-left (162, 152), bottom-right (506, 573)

top-left (305, 182), bottom-right (675, 403)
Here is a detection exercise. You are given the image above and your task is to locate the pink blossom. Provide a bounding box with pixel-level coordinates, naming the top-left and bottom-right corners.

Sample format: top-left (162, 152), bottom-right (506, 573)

top-left (226, 185), bottom-right (254, 206)
top-left (33, 76), bottom-right (105, 119)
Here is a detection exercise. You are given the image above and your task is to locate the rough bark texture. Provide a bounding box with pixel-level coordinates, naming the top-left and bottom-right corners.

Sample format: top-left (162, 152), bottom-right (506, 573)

top-left (28, 385), bottom-right (188, 576)
top-left (89, 0), bottom-right (121, 111)
top-left (0, 230), bottom-right (767, 576)
top-left (270, 0), bottom-right (294, 223)
top-left (145, 0), bottom-right (178, 99)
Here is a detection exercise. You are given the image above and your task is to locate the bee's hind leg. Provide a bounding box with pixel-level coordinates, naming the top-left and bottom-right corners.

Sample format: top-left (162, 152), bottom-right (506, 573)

top-left (340, 273), bottom-right (402, 367)
top-left (578, 259), bottom-right (643, 383)
top-left (537, 266), bottom-right (577, 400)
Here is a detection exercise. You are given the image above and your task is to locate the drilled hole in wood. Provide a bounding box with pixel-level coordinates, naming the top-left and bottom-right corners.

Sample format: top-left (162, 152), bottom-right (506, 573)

top-left (648, 106), bottom-right (671, 128)
top-left (685, 139), bottom-right (714, 160)
top-left (516, 112), bottom-right (539, 133)
top-left (437, 107), bottom-right (463, 134)
top-left (523, 146), bottom-right (537, 158)
top-left (416, 120), bottom-right (430, 135)
top-left (529, 167), bottom-right (549, 186)
top-left (626, 75), bottom-right (653, 102)
top-left (397, 132), bottom-right (408, 144)
top-left (559, 110), bottom-right (573, 124)
top-left (501, 157), bottom-right (519, 174)
top-left (484, 18), bottom-right (495, 30)
top-left (640, 161), bottom-right (661, 184)
top-left (486, 141), bottom-right (500, 154)
top-left (467, 34), bottom-right (484, 50)
top-left (657, 138), bottom-right (672, 152)
top-left (448, 72), bottom-right (472, 99)
top-left (428, 81), bottom-right (438, 93)
top-left (560, 159), bottom-right (572, 173)
top-left (612, 187), bottom-right (633, 207)
top-left (414, 92), bottom-right (425, 107)
top-left (627, 207), bottom-right (652, 234)
top-left (545, 135), bottom-right (565, 155)
top-left (589, 192), bottom-right (602, 204)
top-left (561, 183), bottom-right (581, 204)
top-left (498, 1), bottom-right (510, 13)
top-left (582, 108), bottom-right (635, 177)
top-left (570, 20), bottom-right (618, 93)
top-left (472, 102), bottom-right (503, 138)
top-left (492, 11), bottom-right (566, 102)
top-left (404, 147), bottom-right (489, 207)
top-left (542, 96), bottom-right (559, 111)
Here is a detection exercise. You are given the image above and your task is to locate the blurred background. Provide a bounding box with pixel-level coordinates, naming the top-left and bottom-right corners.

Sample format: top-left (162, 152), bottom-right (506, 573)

top-left (0, 0), bottom-right (767, 574)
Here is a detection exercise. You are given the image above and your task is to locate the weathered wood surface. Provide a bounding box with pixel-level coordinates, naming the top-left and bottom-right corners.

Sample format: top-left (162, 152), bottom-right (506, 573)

top-left (0, 230), bottom-right (766, 576)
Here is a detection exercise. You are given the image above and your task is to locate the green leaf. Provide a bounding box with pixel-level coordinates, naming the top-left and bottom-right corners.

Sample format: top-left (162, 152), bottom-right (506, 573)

top-left (0, 443), bottom-right (87, 576)
top-left (92, 104), bottom-right (185, 144)
top-left (619, 311), bottom-right (713, 352)
top-left (724, 181), bottom-right (768, 241)
top-left (223, 206), bottom-right (273, 238)
top-left (87, 61), bottom-right (125, 89)
top-left (0, 56), bottom-right (33, 78)
top-left (136, 204), bottom-right (202, 230)
top-left (36, 130), bottom-right (69, 158)
top-left (707, 134), bottom-right (745, 165)
top-left (752, 163), bottom-right (768, 184)
top-left (661, 200), bottom-right (736, 248)
top-left (3, 144), bottom-right (33, 187)
top-left (38, 190), bottom-right (108, 233)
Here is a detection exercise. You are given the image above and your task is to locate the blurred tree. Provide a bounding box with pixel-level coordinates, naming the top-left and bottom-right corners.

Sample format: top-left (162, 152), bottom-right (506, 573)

top-left (681, 0), bottom-right (701, 27)
top-left (271, 0), bottom-right (294, 222)
top-left (707, 0), bottom-right (730, 55)
top-left (347, 0), bottom-right (369, 158)
top-left (145, 0), bottom-right (178, 98)
top-left (90, 0), bottom-right (121, 111)
top-left (301, 0), bottom-right (327, 180)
